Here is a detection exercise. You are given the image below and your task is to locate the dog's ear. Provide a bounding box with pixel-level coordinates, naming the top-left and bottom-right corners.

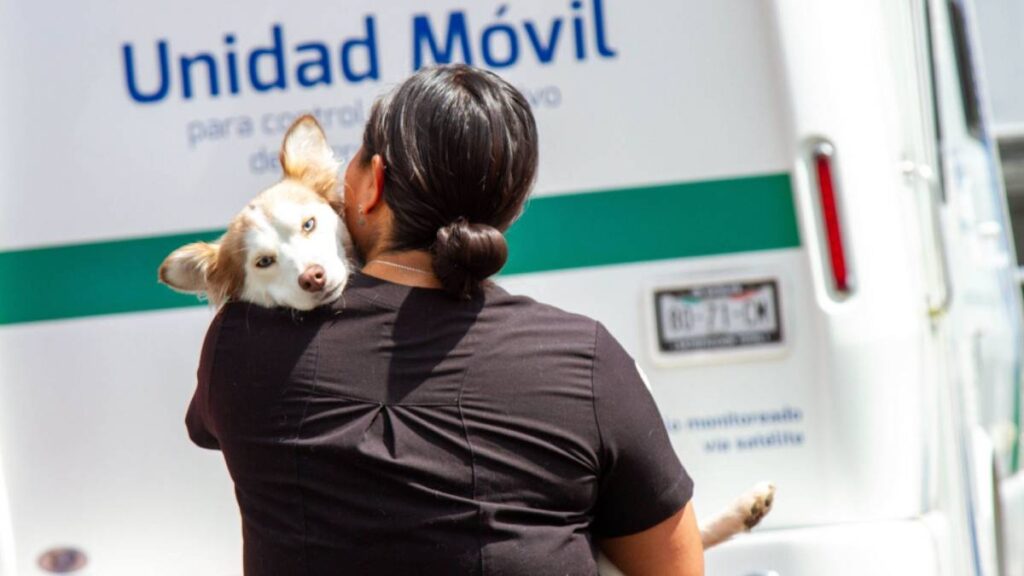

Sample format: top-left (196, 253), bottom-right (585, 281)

top-left (159, 242), bottom-right (219, 295)
top-left (280, 115), bottom-right (339, 198)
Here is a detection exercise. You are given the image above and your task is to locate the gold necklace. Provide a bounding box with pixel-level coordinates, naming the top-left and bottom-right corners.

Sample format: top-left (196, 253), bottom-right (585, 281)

top-left (366, 259), bottom-right (433, 275)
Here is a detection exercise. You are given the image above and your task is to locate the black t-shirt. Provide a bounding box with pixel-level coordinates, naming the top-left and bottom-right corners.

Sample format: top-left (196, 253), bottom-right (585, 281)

top-left (186, 271), bottom-right (692, 576)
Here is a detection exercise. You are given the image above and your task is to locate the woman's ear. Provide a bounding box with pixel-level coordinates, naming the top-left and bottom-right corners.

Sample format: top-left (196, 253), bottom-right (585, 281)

top-left (364, 153), bottom-right (386, 213)
top-left (280, 115), bottom-right (340, 197)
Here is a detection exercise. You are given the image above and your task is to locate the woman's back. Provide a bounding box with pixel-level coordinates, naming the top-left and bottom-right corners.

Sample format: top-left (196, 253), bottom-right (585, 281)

top-left (187, 272), bottom-right (692, 575)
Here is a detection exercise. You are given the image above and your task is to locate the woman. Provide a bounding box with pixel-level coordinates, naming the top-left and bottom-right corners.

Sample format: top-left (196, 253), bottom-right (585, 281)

top-left (186, 64), bottom-right (703, 575)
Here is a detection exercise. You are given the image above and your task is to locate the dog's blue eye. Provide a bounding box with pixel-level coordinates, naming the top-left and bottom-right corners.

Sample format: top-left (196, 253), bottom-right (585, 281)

top-left (255, 256), bottom-right (275, 268)
top-left (303, 217), bottom-right (316, 233)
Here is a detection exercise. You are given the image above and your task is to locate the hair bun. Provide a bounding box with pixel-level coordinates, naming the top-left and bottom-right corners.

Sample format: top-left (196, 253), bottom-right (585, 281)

top-left (432, 217), bottom-right (508, 299)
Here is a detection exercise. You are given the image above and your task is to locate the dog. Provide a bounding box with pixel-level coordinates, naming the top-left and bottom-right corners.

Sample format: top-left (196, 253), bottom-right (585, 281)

top-left (698, 481), bottom-right (775, 548)
top-left (158, 115), bottom-right (775, 553)
top-left (159, 115), bottom-right (352, 310)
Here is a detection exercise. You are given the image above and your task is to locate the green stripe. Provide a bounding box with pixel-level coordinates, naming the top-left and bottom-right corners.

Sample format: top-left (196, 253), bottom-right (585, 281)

top-left (0, 173), bottom-right (798, 325)
top-left (503, 173), bottom-right (798, 274)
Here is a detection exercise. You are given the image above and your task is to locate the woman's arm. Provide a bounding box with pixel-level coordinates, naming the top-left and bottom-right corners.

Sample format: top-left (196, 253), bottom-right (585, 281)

top-left (599, 501), bottom-right (704, 576)
top-left (590, 322), bottom-right (702, 573)
top-left (185, 307), bottom-right (227, 450)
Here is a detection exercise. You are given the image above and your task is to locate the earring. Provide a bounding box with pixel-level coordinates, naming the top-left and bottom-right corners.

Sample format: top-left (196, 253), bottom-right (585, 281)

top-left (357, 206), bottom-right (366, 226)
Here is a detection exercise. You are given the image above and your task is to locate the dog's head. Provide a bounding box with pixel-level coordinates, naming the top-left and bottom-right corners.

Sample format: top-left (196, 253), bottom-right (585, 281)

top-left (159, 115), bottom-right (351, 310)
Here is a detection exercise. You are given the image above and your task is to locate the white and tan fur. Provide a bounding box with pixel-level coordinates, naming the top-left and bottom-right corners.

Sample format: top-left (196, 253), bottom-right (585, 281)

top-left (159, 115), bottom-right (352, 309)
top-left (698, 481), bottom-right (775, 548)
top-left (159, 116), bottom-right (775, 557)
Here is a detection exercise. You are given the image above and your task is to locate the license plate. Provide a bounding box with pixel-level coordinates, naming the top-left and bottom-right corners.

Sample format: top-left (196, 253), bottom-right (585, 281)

top-left (654, 280), bottom-right (782, 353)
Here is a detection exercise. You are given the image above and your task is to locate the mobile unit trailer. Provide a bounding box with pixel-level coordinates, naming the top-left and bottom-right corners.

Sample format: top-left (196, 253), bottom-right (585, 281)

top-left (0, 0), bottom-right (1021, 575)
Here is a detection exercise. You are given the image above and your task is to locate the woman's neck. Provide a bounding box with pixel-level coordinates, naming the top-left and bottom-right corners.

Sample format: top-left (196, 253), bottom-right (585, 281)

top-left (361, 249), bottom-right (443, 289)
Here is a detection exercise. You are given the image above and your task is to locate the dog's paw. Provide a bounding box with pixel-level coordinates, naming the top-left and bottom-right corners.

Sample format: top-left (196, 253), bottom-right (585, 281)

top-left (742, 482), bottom-right (776, 529)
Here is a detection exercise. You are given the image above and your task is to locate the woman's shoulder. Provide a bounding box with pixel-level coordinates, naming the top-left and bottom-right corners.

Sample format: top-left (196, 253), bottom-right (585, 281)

top-left (215, 281), bottom-right (601, 338)
top-left (339, 272), bottom-right (600, 333)
top-left (488, 282), bottom-right (595, 321)
top-left (216, 300), bottom-right (331, 331)
top-left (215, 297), bottom-right (328, 329)
top-left (478, 283), bottom-right (605, 354)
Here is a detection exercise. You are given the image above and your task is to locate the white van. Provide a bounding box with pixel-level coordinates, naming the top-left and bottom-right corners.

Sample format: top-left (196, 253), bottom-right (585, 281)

top-left (0, 0), bottom-right (1020, 575)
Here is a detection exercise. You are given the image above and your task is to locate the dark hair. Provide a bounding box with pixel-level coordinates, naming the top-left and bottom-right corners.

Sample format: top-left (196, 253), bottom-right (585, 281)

top-left (361, 64), bottom-right (538, 299)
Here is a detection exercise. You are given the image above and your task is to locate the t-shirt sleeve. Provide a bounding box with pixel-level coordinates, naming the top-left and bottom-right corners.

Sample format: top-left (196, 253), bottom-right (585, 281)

top-left (590, 322), bottom-right (693, 538)
top-left (185, 308), bottom-right (226, 451)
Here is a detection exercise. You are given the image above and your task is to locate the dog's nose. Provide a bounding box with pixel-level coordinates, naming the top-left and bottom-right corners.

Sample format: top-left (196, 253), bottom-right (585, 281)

top-left (299, 265), bottom-right (326, 293)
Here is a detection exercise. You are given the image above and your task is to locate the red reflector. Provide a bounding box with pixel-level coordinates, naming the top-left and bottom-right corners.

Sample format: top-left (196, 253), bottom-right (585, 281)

top-left (815, 152), bottom-right (850, 293)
